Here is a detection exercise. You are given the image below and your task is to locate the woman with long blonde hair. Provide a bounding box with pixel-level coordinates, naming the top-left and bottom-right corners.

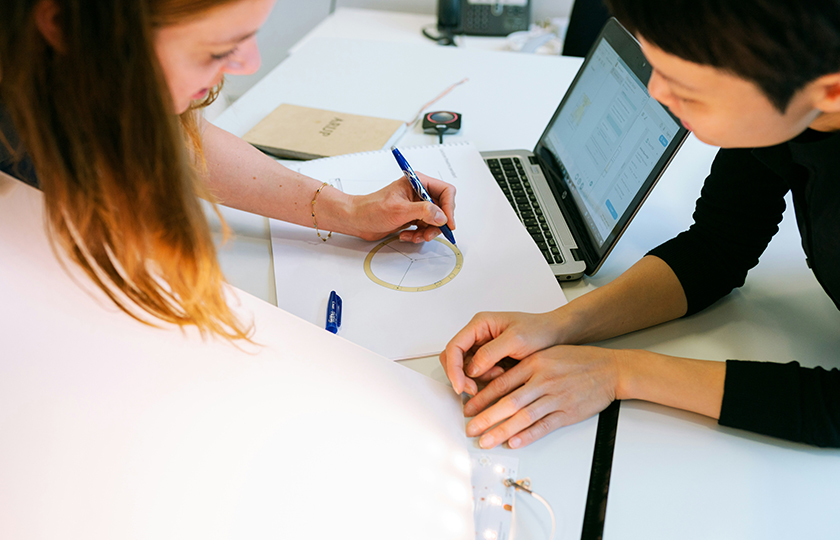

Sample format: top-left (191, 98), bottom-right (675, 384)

top-left (0, 0), bottom-right (456, 341)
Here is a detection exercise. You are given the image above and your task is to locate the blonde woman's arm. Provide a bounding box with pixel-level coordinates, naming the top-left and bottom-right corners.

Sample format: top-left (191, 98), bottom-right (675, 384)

top-left (200, 121), bottom-right (456, 243)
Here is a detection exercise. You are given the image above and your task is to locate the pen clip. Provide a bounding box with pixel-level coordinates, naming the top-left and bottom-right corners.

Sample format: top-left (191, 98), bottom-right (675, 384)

top-left (335, 294), bottom-right (342, 327)
top-left (408, 174), bottom-right (425, 196)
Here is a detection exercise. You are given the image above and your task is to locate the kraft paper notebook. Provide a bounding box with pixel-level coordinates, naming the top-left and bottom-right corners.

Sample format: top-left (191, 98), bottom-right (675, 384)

top-left (243, 103), bottom-right (407, 160)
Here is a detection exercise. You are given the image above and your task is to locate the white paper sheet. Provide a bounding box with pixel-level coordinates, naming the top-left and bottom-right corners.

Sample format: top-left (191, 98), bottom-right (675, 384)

top-left (269, 143), bottom-right (567, 360)
top-left (0, 174), bottom-right (474, 540)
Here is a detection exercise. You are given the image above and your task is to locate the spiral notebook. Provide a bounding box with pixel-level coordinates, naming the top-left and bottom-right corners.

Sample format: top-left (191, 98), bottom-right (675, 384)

top-left (268, 142), bottom-right (568, 361)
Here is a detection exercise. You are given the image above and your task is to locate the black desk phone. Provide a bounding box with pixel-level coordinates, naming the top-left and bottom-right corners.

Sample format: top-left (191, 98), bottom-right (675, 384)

top-left (438, 0), bottom-right (531, 36)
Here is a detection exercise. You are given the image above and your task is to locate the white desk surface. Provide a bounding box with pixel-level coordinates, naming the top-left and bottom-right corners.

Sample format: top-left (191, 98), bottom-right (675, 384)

top-left (213, 9), bottom-right (840, 540)
top-left (601, 189), bottom-right (840, 539)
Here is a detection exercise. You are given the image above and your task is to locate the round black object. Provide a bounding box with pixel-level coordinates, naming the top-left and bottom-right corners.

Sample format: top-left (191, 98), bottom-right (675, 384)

top-left (422, 111), bottom-right (462, 133)
top-left (430, 111), bottom-right (456, 122)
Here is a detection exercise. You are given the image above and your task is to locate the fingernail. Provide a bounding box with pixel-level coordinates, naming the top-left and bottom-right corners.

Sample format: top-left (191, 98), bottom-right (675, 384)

top-left (479, 434), bottom-right (494, 448)
top-left (466, 364), bottom-right (478, 377)
top-left (508, 436), bottom-right (520, 448)
top-left (434, 209), bottom-right (446, 225)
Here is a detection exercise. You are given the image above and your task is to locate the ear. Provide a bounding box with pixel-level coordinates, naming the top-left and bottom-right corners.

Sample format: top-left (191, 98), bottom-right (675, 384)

top-left (34, 0), bottom-right (65, 52)
top-left (810, 72), bottom-right (840, 114)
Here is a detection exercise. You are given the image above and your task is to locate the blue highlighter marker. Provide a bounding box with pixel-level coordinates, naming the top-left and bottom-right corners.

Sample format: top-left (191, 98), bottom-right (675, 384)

top-left (391, 146), bottom-right (456, 245)
top-left (325, 290), bottom-right (342, 334)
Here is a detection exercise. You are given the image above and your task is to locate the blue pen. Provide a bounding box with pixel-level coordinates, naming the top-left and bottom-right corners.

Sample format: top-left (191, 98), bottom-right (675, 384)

top-left (391, 146), bottom-right (456, 245)
top-left (325, 290), bottom-right (342, 334)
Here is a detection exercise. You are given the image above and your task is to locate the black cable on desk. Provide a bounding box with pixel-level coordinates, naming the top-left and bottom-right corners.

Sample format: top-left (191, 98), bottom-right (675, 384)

top-left (422, 24), bottom-right (457, 47)
top-left (435, 124), bottom-right (447, 144)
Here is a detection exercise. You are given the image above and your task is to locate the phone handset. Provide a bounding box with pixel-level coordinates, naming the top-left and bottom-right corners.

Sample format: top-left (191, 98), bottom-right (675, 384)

top-left (438, 0), bottom-right (461, 30)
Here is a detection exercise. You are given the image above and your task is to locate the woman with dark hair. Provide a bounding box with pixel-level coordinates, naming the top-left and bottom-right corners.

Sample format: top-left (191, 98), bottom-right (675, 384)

top-left (0, 0), bottom-right (456, 341)
top-left (441, 0), bottom-right (840, 448)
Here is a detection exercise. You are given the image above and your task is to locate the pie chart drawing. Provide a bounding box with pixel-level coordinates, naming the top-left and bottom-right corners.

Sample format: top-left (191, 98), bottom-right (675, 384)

top-left (364, 236), bottom-right (464, 292)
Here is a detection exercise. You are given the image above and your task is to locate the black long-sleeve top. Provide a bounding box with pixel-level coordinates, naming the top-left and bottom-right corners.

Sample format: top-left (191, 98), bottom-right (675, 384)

top-left (648, 129), bottom-right (840, 447)
top-left (0, 100), bottom-right (39, 188)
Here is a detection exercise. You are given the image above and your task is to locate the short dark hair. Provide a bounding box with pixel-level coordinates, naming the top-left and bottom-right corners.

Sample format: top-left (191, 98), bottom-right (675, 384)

top-left (605, 0), bottom-right (840, 112)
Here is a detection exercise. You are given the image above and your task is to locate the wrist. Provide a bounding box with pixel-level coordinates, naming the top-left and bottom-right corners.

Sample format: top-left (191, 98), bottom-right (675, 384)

top-left (613, 348), bottom-right (649, 401)
top-left (612, 350), bottom-right (726, 419)
top-left (549, 299), bottom-right (593, 345)
top-left (315, 187), bottom-right (356, 236)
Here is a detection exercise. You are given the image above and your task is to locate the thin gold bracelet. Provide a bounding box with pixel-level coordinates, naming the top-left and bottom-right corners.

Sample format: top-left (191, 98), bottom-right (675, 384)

top-left (311, 182), bottom-right (332, 242)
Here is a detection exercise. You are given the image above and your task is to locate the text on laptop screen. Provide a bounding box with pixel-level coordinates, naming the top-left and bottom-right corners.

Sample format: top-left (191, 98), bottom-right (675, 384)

top-left (542, 39), bottom-right (680, 248)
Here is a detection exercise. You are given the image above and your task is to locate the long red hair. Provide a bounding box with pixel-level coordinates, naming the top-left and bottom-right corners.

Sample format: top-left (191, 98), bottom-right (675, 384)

top-left (0, 0), bottom-right (253, 341)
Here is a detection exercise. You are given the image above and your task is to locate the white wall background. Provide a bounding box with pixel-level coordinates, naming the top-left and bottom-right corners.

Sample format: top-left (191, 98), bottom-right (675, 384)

top-left (335, 0), bottom-right (574, 20)
top-left (220, 0), bottom-right (575, 102)
top-left (221, 0), bottom-right (333, 102)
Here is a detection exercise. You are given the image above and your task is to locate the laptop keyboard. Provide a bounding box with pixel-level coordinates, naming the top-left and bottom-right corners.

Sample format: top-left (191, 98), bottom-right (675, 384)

top-left (485, 157), bottom-right (564, 265)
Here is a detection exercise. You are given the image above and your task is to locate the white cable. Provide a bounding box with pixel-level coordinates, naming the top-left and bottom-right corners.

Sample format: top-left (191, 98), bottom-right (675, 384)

top-left (529, 490), bottom-right (556, 540)
top-left (505, 478), bottom-right (557, 540)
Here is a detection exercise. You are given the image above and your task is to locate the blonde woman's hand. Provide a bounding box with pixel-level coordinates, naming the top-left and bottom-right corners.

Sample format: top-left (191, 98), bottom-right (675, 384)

top-left (349, 172), bottom-right (456, 242)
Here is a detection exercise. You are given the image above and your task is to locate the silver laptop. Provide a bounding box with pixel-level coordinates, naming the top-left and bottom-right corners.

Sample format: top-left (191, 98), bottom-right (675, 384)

top-left (482, 18), bottom-right (688, 280)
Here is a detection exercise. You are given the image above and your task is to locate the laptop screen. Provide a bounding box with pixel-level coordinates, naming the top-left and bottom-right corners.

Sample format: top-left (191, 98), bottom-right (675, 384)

top-left (539, 33), bottom-right (683, 251)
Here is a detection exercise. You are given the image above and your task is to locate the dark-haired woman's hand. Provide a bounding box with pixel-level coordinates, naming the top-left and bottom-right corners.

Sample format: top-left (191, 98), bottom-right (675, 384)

top-left (440, 310), bottom-right (569, 397)
top-left (461, 344), bottom-right (621, 449)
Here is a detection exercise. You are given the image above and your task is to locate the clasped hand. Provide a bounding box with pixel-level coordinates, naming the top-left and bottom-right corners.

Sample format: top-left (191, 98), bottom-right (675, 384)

top-left (350, 171), bottom-right (456, 243)
top-left (439, 311), bottom-right (621, 449)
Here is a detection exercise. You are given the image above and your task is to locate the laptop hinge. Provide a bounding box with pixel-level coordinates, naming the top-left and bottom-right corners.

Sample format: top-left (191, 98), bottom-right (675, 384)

top-left (529, 155), bottom-right (539, 165)
top-left (571, 248), bottom-right (583, 262)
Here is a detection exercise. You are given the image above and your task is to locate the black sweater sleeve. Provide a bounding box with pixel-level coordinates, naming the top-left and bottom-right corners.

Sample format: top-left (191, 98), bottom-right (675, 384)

top-left (648, 147), bottom-right (840, 447)
top-left (720, 360), bottom-right (840, 447)
top-left (648, 148), bottom-right (790, 315)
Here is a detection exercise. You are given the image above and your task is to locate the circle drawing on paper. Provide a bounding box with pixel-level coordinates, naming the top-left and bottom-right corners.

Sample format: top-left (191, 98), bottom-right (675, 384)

top-left (364, 236), bottom-right (463, 292)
